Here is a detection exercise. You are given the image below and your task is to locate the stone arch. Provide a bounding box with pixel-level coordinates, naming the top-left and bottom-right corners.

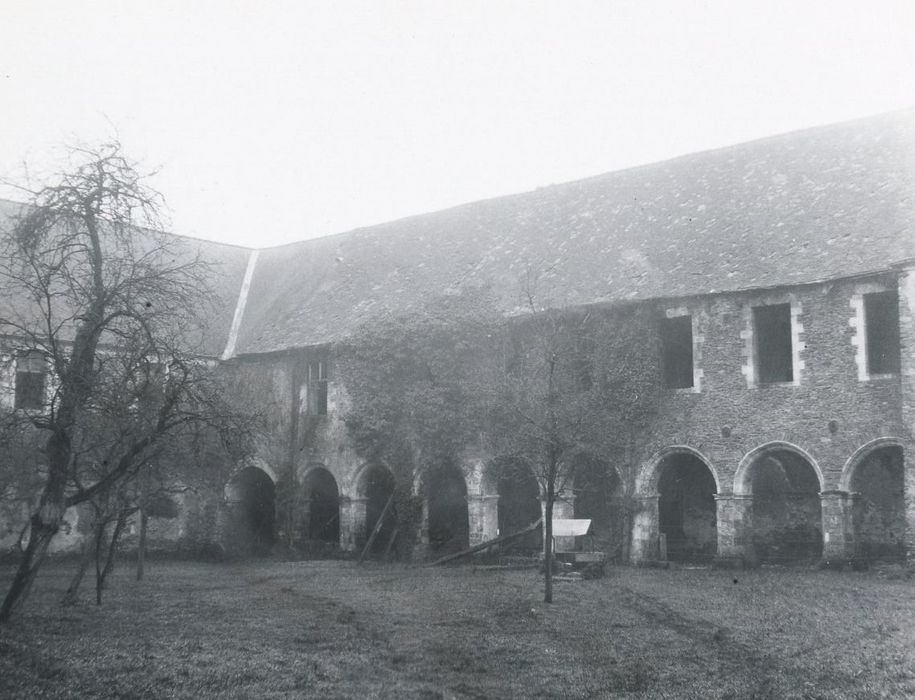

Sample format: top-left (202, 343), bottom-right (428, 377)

top-left (226, 457), bottom-right (279, 487)
top-left (652, 449), bottom-right (718, 562)
top-left (223, 465), bottom-right (276, 556)
top-left (572, 454), bottom-right (624, 557)
top-left (301, 466), bottom-right (340, 545)
top-left (839, 438), bottom-right (904, 492)
top-left (356, 464), bottom-right (397, 555)
top-left (637, 445), bottom-right (721, 496)
top-left (425, 460), bottom-right (470, 553)
top-left (737, 442), bottom-right (823, 563)
top-left (842, 440), bottom-right (905, 561)
top-left (734, 442), bottom-right (823, 496)
top-left (493, 456), bottom-right (542, 555)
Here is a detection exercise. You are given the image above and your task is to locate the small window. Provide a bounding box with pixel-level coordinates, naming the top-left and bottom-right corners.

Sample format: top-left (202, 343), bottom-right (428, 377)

top-left (307, 359), bottom-right (328, 416)
top-left (864, 291), bottom-right (900, 375)
top-left (661, 315), bottom-right (694, 388)
top-left (15, 350), bottom-right (47, 410)
top-left (754, 304), bottom-right (793, 383)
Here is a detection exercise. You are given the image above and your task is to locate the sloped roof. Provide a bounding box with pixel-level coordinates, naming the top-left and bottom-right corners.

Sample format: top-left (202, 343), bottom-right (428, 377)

top-left (234, 109), bottom-right (915, 355)
top-left (0, 198), bottom-right (252, 357)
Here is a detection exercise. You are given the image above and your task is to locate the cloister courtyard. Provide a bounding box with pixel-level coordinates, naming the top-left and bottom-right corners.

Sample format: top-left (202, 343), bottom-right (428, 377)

top-left (0, 558), bottom-right (912, 698)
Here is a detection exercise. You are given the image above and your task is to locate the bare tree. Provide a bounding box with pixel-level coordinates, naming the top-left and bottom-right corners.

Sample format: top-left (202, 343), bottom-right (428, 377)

top-left (487, 281), bottom-right (661, 602)
top-left (0, 143), bottom-right (254, 622)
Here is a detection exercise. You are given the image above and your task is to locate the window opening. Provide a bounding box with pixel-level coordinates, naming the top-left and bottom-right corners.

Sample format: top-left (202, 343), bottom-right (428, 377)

top-left (753, 304), bottom-right (793, 383)
top-left (661, 315), bottom-right (694, 388)
top-left (15, 350), bottom-right (47, 410)
top-left (307, 359), bottom-right (328, 415)
top-left (864, 291), bottom-right (900, 375)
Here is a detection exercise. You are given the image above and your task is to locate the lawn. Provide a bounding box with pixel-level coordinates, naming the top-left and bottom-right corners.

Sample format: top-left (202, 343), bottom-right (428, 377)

top-left (0, 558), bottom-right (913, 698)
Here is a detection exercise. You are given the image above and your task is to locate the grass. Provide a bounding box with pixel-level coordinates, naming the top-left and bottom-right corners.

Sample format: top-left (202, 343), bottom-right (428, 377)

top-left (0, 558), bottom-right (913, 698)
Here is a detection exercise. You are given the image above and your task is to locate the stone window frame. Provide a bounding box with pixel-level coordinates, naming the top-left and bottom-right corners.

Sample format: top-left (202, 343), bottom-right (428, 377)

top-left (306, 357), bottom-right (330, 416)
top-left (14, 349), bottom-right (49, 411)
top-left (740, 294), bottom-right (804, 389)
top-left (661, 306), bottom-right (703, 394)
top-left (850, 282), bottom-right (900, 382)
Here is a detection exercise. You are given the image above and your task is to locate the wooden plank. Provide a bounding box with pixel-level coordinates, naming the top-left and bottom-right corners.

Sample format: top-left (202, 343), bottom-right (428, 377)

top-left (357, 492), bottom-right (395, 565)
top-left (426, 518), bottom-right (543, 567)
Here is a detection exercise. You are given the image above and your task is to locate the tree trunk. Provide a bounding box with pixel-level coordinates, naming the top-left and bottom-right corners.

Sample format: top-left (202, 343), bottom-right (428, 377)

top-left (136, 506), bottom-right (147, 581)
top-left (0, 514), bottom-right (60, 622)
top-left (62, 522), bottom-right (102, 607)
top-left (96, 510), bottom-right (127, 605)
top-left (543, 489), bottom-right (554, 604)
top-left (620, 501), bottom-right (633, 563)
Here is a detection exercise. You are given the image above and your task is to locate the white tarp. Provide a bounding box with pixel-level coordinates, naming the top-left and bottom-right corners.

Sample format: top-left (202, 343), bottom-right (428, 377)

top-left (552, 519), bottom-right (592, 537)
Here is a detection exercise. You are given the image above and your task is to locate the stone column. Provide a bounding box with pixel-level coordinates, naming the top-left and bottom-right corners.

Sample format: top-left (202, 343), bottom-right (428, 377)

top-left (338, 497), bottom-right (366, 552)
top-left (300, 497), bottom-right (313, 540)
top-left (714, 494), bottom-right (754, 567)
top-left (820, 490), bottom-right (856, 567)
top-left (466, 494), bottom-right (499, 545)
top-left (630, 494), bottom-right (660, 563)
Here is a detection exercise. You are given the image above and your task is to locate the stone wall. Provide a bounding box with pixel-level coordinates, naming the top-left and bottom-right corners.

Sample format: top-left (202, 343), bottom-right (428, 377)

top-left (631, 273), bottom-right (910, 565)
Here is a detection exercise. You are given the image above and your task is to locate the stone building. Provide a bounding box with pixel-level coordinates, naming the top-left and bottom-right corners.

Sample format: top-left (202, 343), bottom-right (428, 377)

top-left (3, 109), bottom-right (915, 565)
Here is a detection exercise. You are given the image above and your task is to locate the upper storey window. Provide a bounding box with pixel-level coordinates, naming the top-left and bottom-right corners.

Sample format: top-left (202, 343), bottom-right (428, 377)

top-left (864, 291), bottom-right (900, 376)
top-left (15, 350), bottom-right (47, 410)
top-left (661, 315), bottom-right (694, 389)
top-left (753, 303), bottom-right (793, 383)
top-left (307, 359), bottom-right (328, 416)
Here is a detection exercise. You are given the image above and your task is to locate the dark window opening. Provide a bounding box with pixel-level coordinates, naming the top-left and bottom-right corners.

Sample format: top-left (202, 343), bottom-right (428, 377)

top-left (864, 291), bottom-right (900, 375)
top-left (661, 315), bottom-right (694, 388)
top-left (15, 350), bottom-right (46, 410)
top-left (307, 360), bottom-right (328, 415)
top-left (754, 304), bottom-right (793, 383)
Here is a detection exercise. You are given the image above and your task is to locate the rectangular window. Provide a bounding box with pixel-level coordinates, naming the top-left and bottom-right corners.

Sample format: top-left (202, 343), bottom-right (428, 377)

top-left (661, 315), bottom-right (694, 388)
top-left (15, 350), bottom-right (46, 410)
top-left (864, 291), bottom-right (900, 375)
top-left (307, 360), bottom-right (328, 415)
top-left (754, 303), bottom-right (793, 383)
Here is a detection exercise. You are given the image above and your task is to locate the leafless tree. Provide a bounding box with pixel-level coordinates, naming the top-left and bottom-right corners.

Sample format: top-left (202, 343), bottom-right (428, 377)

top-left (0, 143), bottom-right (255, 622)
top-left (487, 276), bottom-right (660, 602)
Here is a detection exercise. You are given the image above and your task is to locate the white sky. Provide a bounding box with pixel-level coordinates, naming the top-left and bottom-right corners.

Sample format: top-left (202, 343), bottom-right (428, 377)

top-left (1, 1), bottom-right (914, 248)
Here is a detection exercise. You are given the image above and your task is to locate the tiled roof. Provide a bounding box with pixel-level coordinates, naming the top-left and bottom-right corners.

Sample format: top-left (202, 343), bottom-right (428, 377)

top-left (234, 109), bottom-right (915, 355)
top-left (0, 199), bottom-right (252, 357)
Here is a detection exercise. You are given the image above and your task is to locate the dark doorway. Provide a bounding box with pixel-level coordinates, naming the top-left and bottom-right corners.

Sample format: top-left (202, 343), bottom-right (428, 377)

top-left (225, 467), bottom-right (276, 556)
top-left (497, 459), bottom-right (542, 555)
top-left (657, 453), bottom-right (717, 562)
top-left (851, 446), bottom-right (905, 562)
top-left (573, 455), bottom-right (623, 557)
top-left (303, 468), bottom-right (340, 545)
top-left (427, 463), bottom-right (469, 553)
top-left (750, 451), bottom-right (822, 563)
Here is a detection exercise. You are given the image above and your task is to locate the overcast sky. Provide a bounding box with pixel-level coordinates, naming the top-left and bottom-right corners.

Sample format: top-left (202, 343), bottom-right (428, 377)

top-left (1, 1), bottom-right (914, 248)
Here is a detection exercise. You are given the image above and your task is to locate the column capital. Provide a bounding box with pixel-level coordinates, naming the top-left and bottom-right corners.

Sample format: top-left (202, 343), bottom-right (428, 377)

top-left (714, 493), bottom-right (753, 502)
top-left (819, 489), bottom-right (852, 500)
top-left (340, 496), bottom-right (368, 505)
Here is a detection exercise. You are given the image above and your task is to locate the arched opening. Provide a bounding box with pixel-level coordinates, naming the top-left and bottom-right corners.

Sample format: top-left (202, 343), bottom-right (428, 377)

top-left (748, 449), bottom-right (822, 563)
top-left (850, 445), bottom-right (905, 562)
top-left (656, 452), bottom-right (717, 562)
top-left (496, 458), bottom-right (542, 555)
top-left (302, 468), bottom-right (340, 545)
top-left (359, 466), bottom-right (396, 555)
top-left (427, 462), bottom-right (469, 553)
top-left (225, 467), bottom-right (275, 556)
top-left (573, 455), bottom-right (623, 557)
